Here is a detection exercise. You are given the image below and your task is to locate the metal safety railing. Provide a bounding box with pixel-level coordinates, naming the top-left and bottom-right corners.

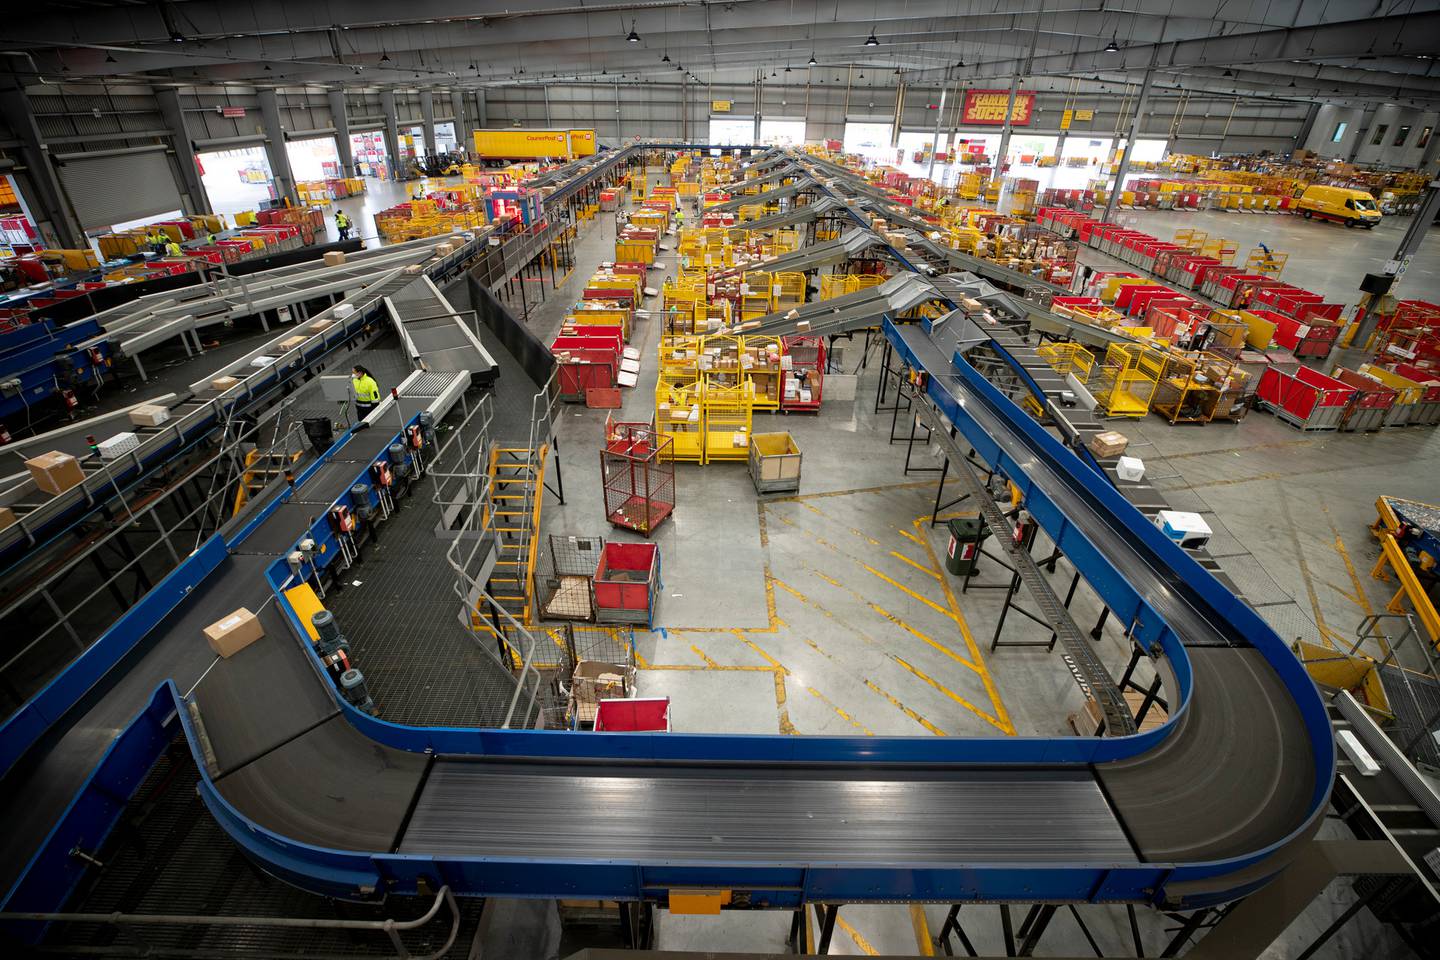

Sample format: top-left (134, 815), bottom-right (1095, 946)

top-left (428, 390), bottom-right (496, 529)
top-left (0, 439), bottom-right (250, 713)
top-left (0, 885), bottom-right (462, 960)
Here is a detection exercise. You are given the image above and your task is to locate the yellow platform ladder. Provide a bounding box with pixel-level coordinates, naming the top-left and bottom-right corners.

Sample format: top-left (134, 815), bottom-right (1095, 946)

top-left (232, 447), bottom-right (304, 515)
top-left (484, 441), bottom-right (549, 630)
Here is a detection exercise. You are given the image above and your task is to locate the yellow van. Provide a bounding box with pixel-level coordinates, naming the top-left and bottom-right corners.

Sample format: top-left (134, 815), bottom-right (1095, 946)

top-left (1295, 184), bottom-right (1382, 229)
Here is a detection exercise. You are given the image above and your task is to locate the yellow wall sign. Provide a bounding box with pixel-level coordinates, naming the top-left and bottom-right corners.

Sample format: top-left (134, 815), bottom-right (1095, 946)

top-left (1075, 109), bottom-right (1094, 121)
top-left (712, 100), bottom-right (732, 112)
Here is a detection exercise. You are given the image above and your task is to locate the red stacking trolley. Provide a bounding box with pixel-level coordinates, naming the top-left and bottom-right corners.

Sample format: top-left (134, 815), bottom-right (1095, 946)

top-left (1256, 365), bottom-right (1356, 431)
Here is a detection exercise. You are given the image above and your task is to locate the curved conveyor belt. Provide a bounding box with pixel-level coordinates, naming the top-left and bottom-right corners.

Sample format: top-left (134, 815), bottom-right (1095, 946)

top-left (5, 149), bottom-right (1332, 911)
top-left (121, 315), bottom-right (1331, 911)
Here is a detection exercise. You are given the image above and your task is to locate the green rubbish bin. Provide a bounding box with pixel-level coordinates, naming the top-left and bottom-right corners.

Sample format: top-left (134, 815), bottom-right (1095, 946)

top-left (944, 517), bottom-right (988, 577)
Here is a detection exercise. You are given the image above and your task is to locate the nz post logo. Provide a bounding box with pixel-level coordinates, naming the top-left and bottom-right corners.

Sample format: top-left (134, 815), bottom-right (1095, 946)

top-left (962, 91), bottom-right (1035, 126)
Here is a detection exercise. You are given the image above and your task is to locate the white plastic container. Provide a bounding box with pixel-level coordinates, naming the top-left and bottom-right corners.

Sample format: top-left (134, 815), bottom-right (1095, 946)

top-left (1115, 456), bottom-right (1145, 482)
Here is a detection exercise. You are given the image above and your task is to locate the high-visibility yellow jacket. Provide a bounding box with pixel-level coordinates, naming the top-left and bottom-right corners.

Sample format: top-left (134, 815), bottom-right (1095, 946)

top-left (352, 374), bottom-right (381, 404)
top-left (164, 241), bottom-right (183, 257)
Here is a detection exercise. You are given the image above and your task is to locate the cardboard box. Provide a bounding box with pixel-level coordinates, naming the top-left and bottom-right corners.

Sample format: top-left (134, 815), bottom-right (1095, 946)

top-left (128, 403), bottom-right (170, 428)
top-left (0, 505), bottom-right (16, 531)
top-left (278, 335), bottom-right (308, 350)
top-left (211, 375), bottom-right (241, 391)
top-left (25, 451), bottom-right (86, 495)
top-left (1089, 430), bottom-right (1129, 458)
top-left (203, 607), bottom-right (265, 658)
top-left (434, 243), bottom-right (453, 256)
top-left (323, 250), bottom-right (347, 267)
top-left (404, 264), bottom-right (424, 275)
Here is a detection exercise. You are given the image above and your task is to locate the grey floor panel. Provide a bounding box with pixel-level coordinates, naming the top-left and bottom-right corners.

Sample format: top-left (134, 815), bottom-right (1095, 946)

top-left (401, 762), bottom-right (1134, 863)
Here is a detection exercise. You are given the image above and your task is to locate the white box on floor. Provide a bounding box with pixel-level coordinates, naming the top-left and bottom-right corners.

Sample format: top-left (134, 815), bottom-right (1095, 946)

top-left (1115, 455), bottom-right (1145, 482)
top-left (1154, 510), bottom-right (1211, 550)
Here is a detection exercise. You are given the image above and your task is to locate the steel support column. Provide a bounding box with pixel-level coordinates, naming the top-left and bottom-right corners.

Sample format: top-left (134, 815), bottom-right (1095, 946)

top-left (329, 90), bottom-right (355, 175)
top-left (381, 89), bottom-right (402, 181)
top-left (419, 89), bottom-right (437, 158)
top-left (256, 88), bottom-right (296, 203)
top-left (155, 87), bottom-right (208, 215)
top-left (0, 79), bottom-right (82, 246)
top-left (450, 90), bottom-right (471, 156)
top-left (1101, 68), bottom-right (1155, 224)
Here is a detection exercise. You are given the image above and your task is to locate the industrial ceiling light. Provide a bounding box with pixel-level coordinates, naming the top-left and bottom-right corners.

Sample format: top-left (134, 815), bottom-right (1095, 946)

top-left (1288, 79), bottom-right (1296, 87)
top-left (105, 53), bottom-right (117, 63)
top-left (772, 69), bottom-right (777, 77)
top-left (1104, 33), bottom-right (1120, 53)
top-left (809, 53), bottom-right (817, 66)
top-left (626, 20), bottom-right (640, 43)
top-left (858, 71), bottom-right (865, 79)
top-left (676, 63), bottom-right (683, 70)
top-left (380, 51), bottom-right (391, 63)
top-left (865, 28), bottom-right (879, 47)
top-left (1222, 69), bottom-right (1234, 77)
top-left (894, 66), bottom-right (901, 75)
top-left (264, 64), bottom-right (272, 71)
top-left (662, 53), bottom-right (670, 62)
top-left (785, 65), bottom-right (791, 72)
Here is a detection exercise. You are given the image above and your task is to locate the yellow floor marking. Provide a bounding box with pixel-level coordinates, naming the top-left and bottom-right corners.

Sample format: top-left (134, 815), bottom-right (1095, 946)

top-left (863, 564), bottom-right (959, 622)
top-left (797, 499), bottom-right (883, 546)
top-left (805, 906), bottom-right (815, 953)
top-left (835, 915), bottom-right (880, 955)
top-left (863, 679), bottom-right (947, 736)
top-left (891, 655), bottom-right (1009, 733)
top-left (772, 668), bottom-right (796, 734)
top-left (913, 517), bottom-right (1015, 735)
top-left (806, 686), bottom-right (875, 735)
top-left (766, 479), bottom-right (936, 503)
top-left (910, 904), bottom-right (936, 957)
top-left (1325, 504), bottom-right (1380, 618)
top-left (740, 635), bottom-right (786, 671)
top-left (633, 648), bottom-right (651, 669)
top-left (892, 550), bottom-right (943, 580)
top-left (778, 566), bottom-right (982, 673)
top-left (1276, 485), bottom-right (1334, 650)
top-left (690, 645), bottom-right (721, 668)
top-left (899, 528), bottom-right (925, 545)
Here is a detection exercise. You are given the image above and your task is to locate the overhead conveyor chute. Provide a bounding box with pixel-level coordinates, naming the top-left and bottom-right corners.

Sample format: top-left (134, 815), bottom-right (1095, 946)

top-left (743, 273), bottom-right (947, 337)
top-left (725, 228), bottom-right (886, 276)
top-left (736, 196), bottom-right (844, 233)
top-left (705, 178), bottom-right (815, 212)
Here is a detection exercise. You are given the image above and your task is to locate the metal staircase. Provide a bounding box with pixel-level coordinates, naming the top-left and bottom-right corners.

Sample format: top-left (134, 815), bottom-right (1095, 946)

top-left (484, 442), bottom-right (547, 625)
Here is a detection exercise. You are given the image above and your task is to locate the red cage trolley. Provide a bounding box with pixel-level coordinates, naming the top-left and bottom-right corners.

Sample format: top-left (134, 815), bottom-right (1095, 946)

top-left (602, 416), bottom-right (675, 537)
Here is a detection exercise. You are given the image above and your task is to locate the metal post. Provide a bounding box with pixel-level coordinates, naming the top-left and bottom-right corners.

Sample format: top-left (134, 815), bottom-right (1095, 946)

top-left (927, 87), bottom-right (949, 183)
top-left (256, 87), bottom-right (297, 203)
top-left (156, 87), bottom-right (209, 215)
top-left (419, 89), bottom-right (437, 158)
top-left (814, 904), bottom-right (837, 955)
top-left (381, 89), bottom-right (402, 180)
top-left (1101, 67), bottom-right (1155, 224)
top-left (329, 90), bottom-right (355, 175)
top-left (451, 90), bottom-right (471, 156)
top-left (0, 78), bottom-right (83, 245)
top-left (994, 73), bottom-right (1023, 180)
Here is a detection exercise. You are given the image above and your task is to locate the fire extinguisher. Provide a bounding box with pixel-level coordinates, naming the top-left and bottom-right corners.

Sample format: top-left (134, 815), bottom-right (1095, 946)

top-left (62, 389), bottom-right (78, 411)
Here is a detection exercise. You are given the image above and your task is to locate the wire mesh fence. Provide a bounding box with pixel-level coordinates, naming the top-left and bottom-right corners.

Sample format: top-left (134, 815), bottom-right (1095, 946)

top-left (534, 534), bottom-right (606, 621)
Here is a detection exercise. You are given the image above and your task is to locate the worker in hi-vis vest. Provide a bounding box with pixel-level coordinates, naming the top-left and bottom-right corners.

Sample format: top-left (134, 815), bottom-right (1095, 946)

top-left (164, 239), bottom-right (183, 257)
top-left (335, 209), bottom-right (351, 241)
top-left (352, 365), bottom-right (381, 418)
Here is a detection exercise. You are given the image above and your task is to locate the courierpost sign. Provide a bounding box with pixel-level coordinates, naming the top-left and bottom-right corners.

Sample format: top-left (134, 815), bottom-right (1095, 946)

top-left (961, 90), bottom-right (1035, 126)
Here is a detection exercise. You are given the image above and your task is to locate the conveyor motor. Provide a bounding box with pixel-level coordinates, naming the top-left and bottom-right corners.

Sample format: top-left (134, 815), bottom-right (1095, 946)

top-left (350, 483), bottom-right (375, 522)
top-left (387, 442), bottom-right (410, 481)
top-left (339, 668), bottom-right (378, 716)
top-left (311, 610), bottom-right (352, 679)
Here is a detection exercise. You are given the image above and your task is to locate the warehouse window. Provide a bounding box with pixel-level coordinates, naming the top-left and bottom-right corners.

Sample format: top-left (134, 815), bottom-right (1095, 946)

top-left (350, 130), bottom-right (389, 178)
top-left (1370, 124), bottom-right (1389, 146)
top-left (285, 136), bottom-right (341, 181)
top-left (1330, 122), bottom-right (1347, 142)
top-left (435, 121), bottom-right (458, 153)
top-left (843, 121), bottom-right (896, 164)
top-left (1419, 126), bottom-right (1434, 149)
top-left (759, 118), bottom-right (806, 147)
top-left (708, 116), bottom-right (755, 146)
top-left (1392, 125), bottom-right (1412, 147)
top-left (197, 145), bottom-right (277, 220)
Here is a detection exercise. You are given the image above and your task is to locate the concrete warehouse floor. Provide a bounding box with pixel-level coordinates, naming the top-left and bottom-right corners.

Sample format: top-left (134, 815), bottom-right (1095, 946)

top-left (459, 178), bottom-right (1434, 957)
